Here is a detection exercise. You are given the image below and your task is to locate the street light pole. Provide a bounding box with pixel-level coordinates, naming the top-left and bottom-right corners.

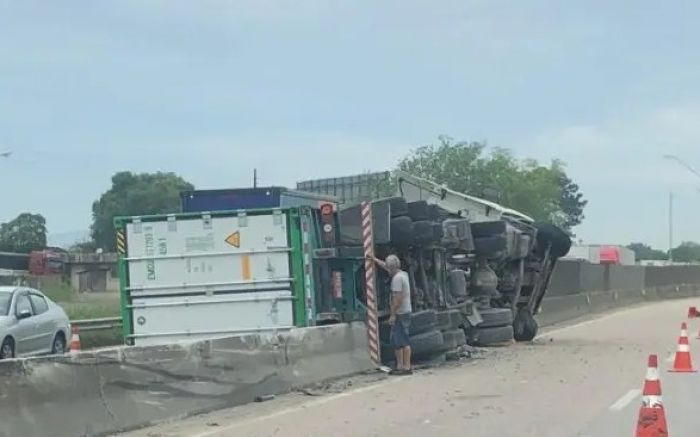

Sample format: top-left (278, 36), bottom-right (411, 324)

top-left (662, 154), bottom-right (700, 264)
top-left (669, 192), bottom-right (674, 264)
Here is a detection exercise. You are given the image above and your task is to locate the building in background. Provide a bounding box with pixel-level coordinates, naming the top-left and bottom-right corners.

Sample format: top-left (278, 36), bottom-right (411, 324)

top-left (562, 244), bottom-right (636, 265)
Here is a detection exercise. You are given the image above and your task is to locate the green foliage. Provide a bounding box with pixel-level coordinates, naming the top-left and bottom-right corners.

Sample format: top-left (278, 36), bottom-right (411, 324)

top-left (91, 171), bottom-right (194, 250)
top-left (627, 242), bottom-right (668, 261)
top-left (0, 213), bottom-right (47, 253)
top-left (397, 136), bottom-right (587, 230)
top-left (670, 241), bottom-right (700, 263)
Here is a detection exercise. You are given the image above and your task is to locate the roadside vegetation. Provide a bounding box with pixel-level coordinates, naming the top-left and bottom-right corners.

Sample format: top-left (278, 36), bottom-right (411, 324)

top-left (35, 275), bottom-right (123, 349)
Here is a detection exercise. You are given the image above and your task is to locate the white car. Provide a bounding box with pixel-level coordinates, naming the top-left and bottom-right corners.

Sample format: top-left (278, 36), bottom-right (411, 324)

top-left (0, 286), bottom-right (71, 359)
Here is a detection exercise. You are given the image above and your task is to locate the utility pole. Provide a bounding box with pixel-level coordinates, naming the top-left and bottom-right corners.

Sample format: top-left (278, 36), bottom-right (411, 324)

top-left (253, 168), bottom-right (258, 188)
top-left (669, 192), bottom-right (674, 264)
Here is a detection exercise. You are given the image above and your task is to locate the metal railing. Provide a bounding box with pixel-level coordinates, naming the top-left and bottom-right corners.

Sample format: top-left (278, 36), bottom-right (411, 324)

top-left (71, 317), bottom-right (122, 332)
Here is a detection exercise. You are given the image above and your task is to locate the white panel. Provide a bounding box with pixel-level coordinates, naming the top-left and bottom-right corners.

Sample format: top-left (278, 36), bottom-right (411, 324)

top-left (130, 291), bottom-right (294, 346)
top-left (125, 212), bottom-right (296, 345)
top-left (126, 214), bottom-right (290, 293)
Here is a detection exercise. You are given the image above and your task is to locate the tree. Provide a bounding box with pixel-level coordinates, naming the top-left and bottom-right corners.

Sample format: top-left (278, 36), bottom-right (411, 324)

top-left (91, 172), bottom-right (194, 250)
top-left (670, 241), bottom-right (700, 263)
top-left (0, 213), bottom-right (47, 253)
top-left (397, 136), bottom-right (587, 231)
top-left (627, 242), bottom-right (668, 261)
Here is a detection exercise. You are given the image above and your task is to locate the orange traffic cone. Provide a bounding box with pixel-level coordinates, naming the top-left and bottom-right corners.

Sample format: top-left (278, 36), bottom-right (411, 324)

top-left (688, 306), bottom-right (699, 318)
top-left (669, 322), bottom-right (696, 373)
top-left (69, 325), bottom-right (81, 354)
top-left (636, 354), bottom-right (669, 437)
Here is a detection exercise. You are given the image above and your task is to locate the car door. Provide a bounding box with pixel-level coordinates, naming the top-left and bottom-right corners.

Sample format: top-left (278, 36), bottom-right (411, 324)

top-left (28, 290), bottom-right (53, 354)
top-left (12, 292), bottom-right (38, 356)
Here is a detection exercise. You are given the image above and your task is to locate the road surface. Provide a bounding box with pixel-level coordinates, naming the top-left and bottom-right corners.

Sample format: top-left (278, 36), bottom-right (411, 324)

top-left (121, 299), bottom-right (699, 437)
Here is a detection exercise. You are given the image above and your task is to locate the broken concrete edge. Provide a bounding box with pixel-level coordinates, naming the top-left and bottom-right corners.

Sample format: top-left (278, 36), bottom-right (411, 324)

top-left (0, 322), bottom-right (374, 437)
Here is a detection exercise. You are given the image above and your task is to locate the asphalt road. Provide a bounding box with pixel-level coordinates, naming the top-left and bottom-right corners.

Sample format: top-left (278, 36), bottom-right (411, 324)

top-left (120, 299), bottom-right (700, 437)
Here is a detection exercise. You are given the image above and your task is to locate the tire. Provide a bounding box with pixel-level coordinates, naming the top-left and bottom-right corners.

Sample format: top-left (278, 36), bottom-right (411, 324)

top-left (443, 329), bottom-right (467, 349)
top-left (534, 223), bottom-right (572, 258)
top-left (513, 308), bottom-right (539, 342)
top-left (1, 337), bottom-right (14, 359)
top-left (437, 309), bottom-right (463, 330)
top-left (471, 221), bottom-right (507, 238)
top-left (437, 310), bottom-right (452, 332)
top-left (412, 220), bottom-right (434, 243)
top-left (479, 308), bottom-right (514, 328)
top-left (51, 332), bottom-right (66, 355)
top-left (427, 204), bottom-right (438, 221)
top-left (407, 201), bottom-right (429, 221)
top-left (390, 216), bottom-right (414, 246)
top-left (387, 197), bottom-right (409, 218)
top-left (473, 235), bottom-right (507, 258)
top-left (431, 223), bottom-right (444, 240)
top-left (410, 310), bottom-right (437, 335)
top-left (410, 329), bottom-right (445, 358)
top-left (475, 325), bottom-right (514, 346)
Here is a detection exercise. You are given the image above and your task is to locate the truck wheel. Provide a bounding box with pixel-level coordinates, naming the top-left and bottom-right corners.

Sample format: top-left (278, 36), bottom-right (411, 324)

top-left (387, 197), bottom-right (409, 218)
top-left (534, 223), bottom-right (572, 258)
top-left (479, 308), bottom-right (513, 328)
top-left (390, 216), bottom-right (414, 246)
top-left (475, 325), bottom-right (514, 346)
top-left (407, 201), bottom-right (429, 221)
top-left (437, 309), bottom-right (461, 331)
top-left (471, 221), bottom-right (507, 237)
top-left (513, 308), bottom-right (539, 342)
top-left (410, 310), bottom-right (438, 335)
top-left (432, 223), bottom-right (444, 240)
top-left (443, 329), bottom-right (467, 349)
top-left (427, 204), bottom-right (443, 221)
top-left (410, 329), bottom-right (445, 358)
top-left (412, 220), bottom-right (435, 243)
top-left (473, 235), bottom-right (507, 258)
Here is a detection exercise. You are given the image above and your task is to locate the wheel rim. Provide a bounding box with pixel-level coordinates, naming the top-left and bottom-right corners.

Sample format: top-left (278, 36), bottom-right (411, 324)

top-left (53, 337), bottom-right (65, 354)
top-left (1, 343), bottom-right (13, 358)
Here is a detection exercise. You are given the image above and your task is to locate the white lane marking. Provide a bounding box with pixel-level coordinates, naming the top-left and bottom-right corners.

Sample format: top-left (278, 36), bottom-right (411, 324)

top-left (666, 353), bottom-right (675, 363)
top-left (190, 376), bottom-right (407, 437)
top-left (609, 389), bottom-right (640, 411)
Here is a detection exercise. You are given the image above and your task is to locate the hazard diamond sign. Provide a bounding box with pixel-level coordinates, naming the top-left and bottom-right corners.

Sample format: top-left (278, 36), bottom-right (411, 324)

top-left (225, 231), bottom-right (240, 248)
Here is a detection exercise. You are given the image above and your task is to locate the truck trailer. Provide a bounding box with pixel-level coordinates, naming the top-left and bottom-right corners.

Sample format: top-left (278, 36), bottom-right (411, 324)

top-left (115, 173), bottom-right (571, 363)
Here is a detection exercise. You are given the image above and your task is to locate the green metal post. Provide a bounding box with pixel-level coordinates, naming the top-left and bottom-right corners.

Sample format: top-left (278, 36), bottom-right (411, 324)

top-left (114, 219), bottom-right (132, 343)
top-left (288, 210), bottom-right (308, 327)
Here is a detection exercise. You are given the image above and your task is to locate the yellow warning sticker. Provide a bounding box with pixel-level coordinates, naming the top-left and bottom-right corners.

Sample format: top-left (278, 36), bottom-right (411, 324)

top-left (225, 231), bottom-right (240, 248)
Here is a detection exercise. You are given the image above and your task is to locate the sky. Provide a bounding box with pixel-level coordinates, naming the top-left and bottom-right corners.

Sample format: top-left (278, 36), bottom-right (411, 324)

top-left (1, 0), bottom-right (699, 249)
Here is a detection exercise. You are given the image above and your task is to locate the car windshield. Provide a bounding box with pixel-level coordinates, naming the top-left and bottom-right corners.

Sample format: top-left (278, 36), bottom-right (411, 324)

top-left (0, 292), bottom-right (12, 316)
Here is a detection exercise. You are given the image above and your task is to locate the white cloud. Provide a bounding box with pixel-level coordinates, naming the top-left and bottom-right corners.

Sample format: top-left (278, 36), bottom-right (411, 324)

top-left (517, 104), bottom-right (700, 248)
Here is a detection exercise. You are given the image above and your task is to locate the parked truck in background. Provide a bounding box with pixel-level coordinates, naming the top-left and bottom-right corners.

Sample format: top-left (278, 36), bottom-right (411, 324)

top-left (115, 173), bottom-right (571, 364)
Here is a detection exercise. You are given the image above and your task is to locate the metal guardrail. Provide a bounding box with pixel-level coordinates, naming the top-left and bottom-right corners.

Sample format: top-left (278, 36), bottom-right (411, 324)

top-left (71, 317), bottom-right (122, 332)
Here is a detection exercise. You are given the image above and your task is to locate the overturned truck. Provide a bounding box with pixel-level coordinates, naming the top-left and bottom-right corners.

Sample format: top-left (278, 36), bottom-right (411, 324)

top-left (335, 172), bottom-right (572, 362)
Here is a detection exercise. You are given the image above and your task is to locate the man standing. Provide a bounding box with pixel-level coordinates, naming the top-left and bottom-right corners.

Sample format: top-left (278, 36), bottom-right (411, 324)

top-left (373, 254), bottom-right (412, 374)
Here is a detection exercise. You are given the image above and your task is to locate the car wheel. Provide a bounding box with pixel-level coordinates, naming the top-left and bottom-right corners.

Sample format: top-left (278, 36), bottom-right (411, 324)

top-left (51, 332), bottom-right (67, 355)
top-left (0, 337), bottom-right (14, 359)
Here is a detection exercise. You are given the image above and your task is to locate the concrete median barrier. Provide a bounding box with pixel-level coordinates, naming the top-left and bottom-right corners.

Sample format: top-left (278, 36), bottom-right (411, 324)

top-left (0, 323), bottom-right (373, 437)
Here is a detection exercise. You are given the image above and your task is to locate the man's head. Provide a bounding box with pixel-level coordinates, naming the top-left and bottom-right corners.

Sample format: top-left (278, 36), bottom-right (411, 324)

top-left (385, 254), bottom-right (401, 275)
